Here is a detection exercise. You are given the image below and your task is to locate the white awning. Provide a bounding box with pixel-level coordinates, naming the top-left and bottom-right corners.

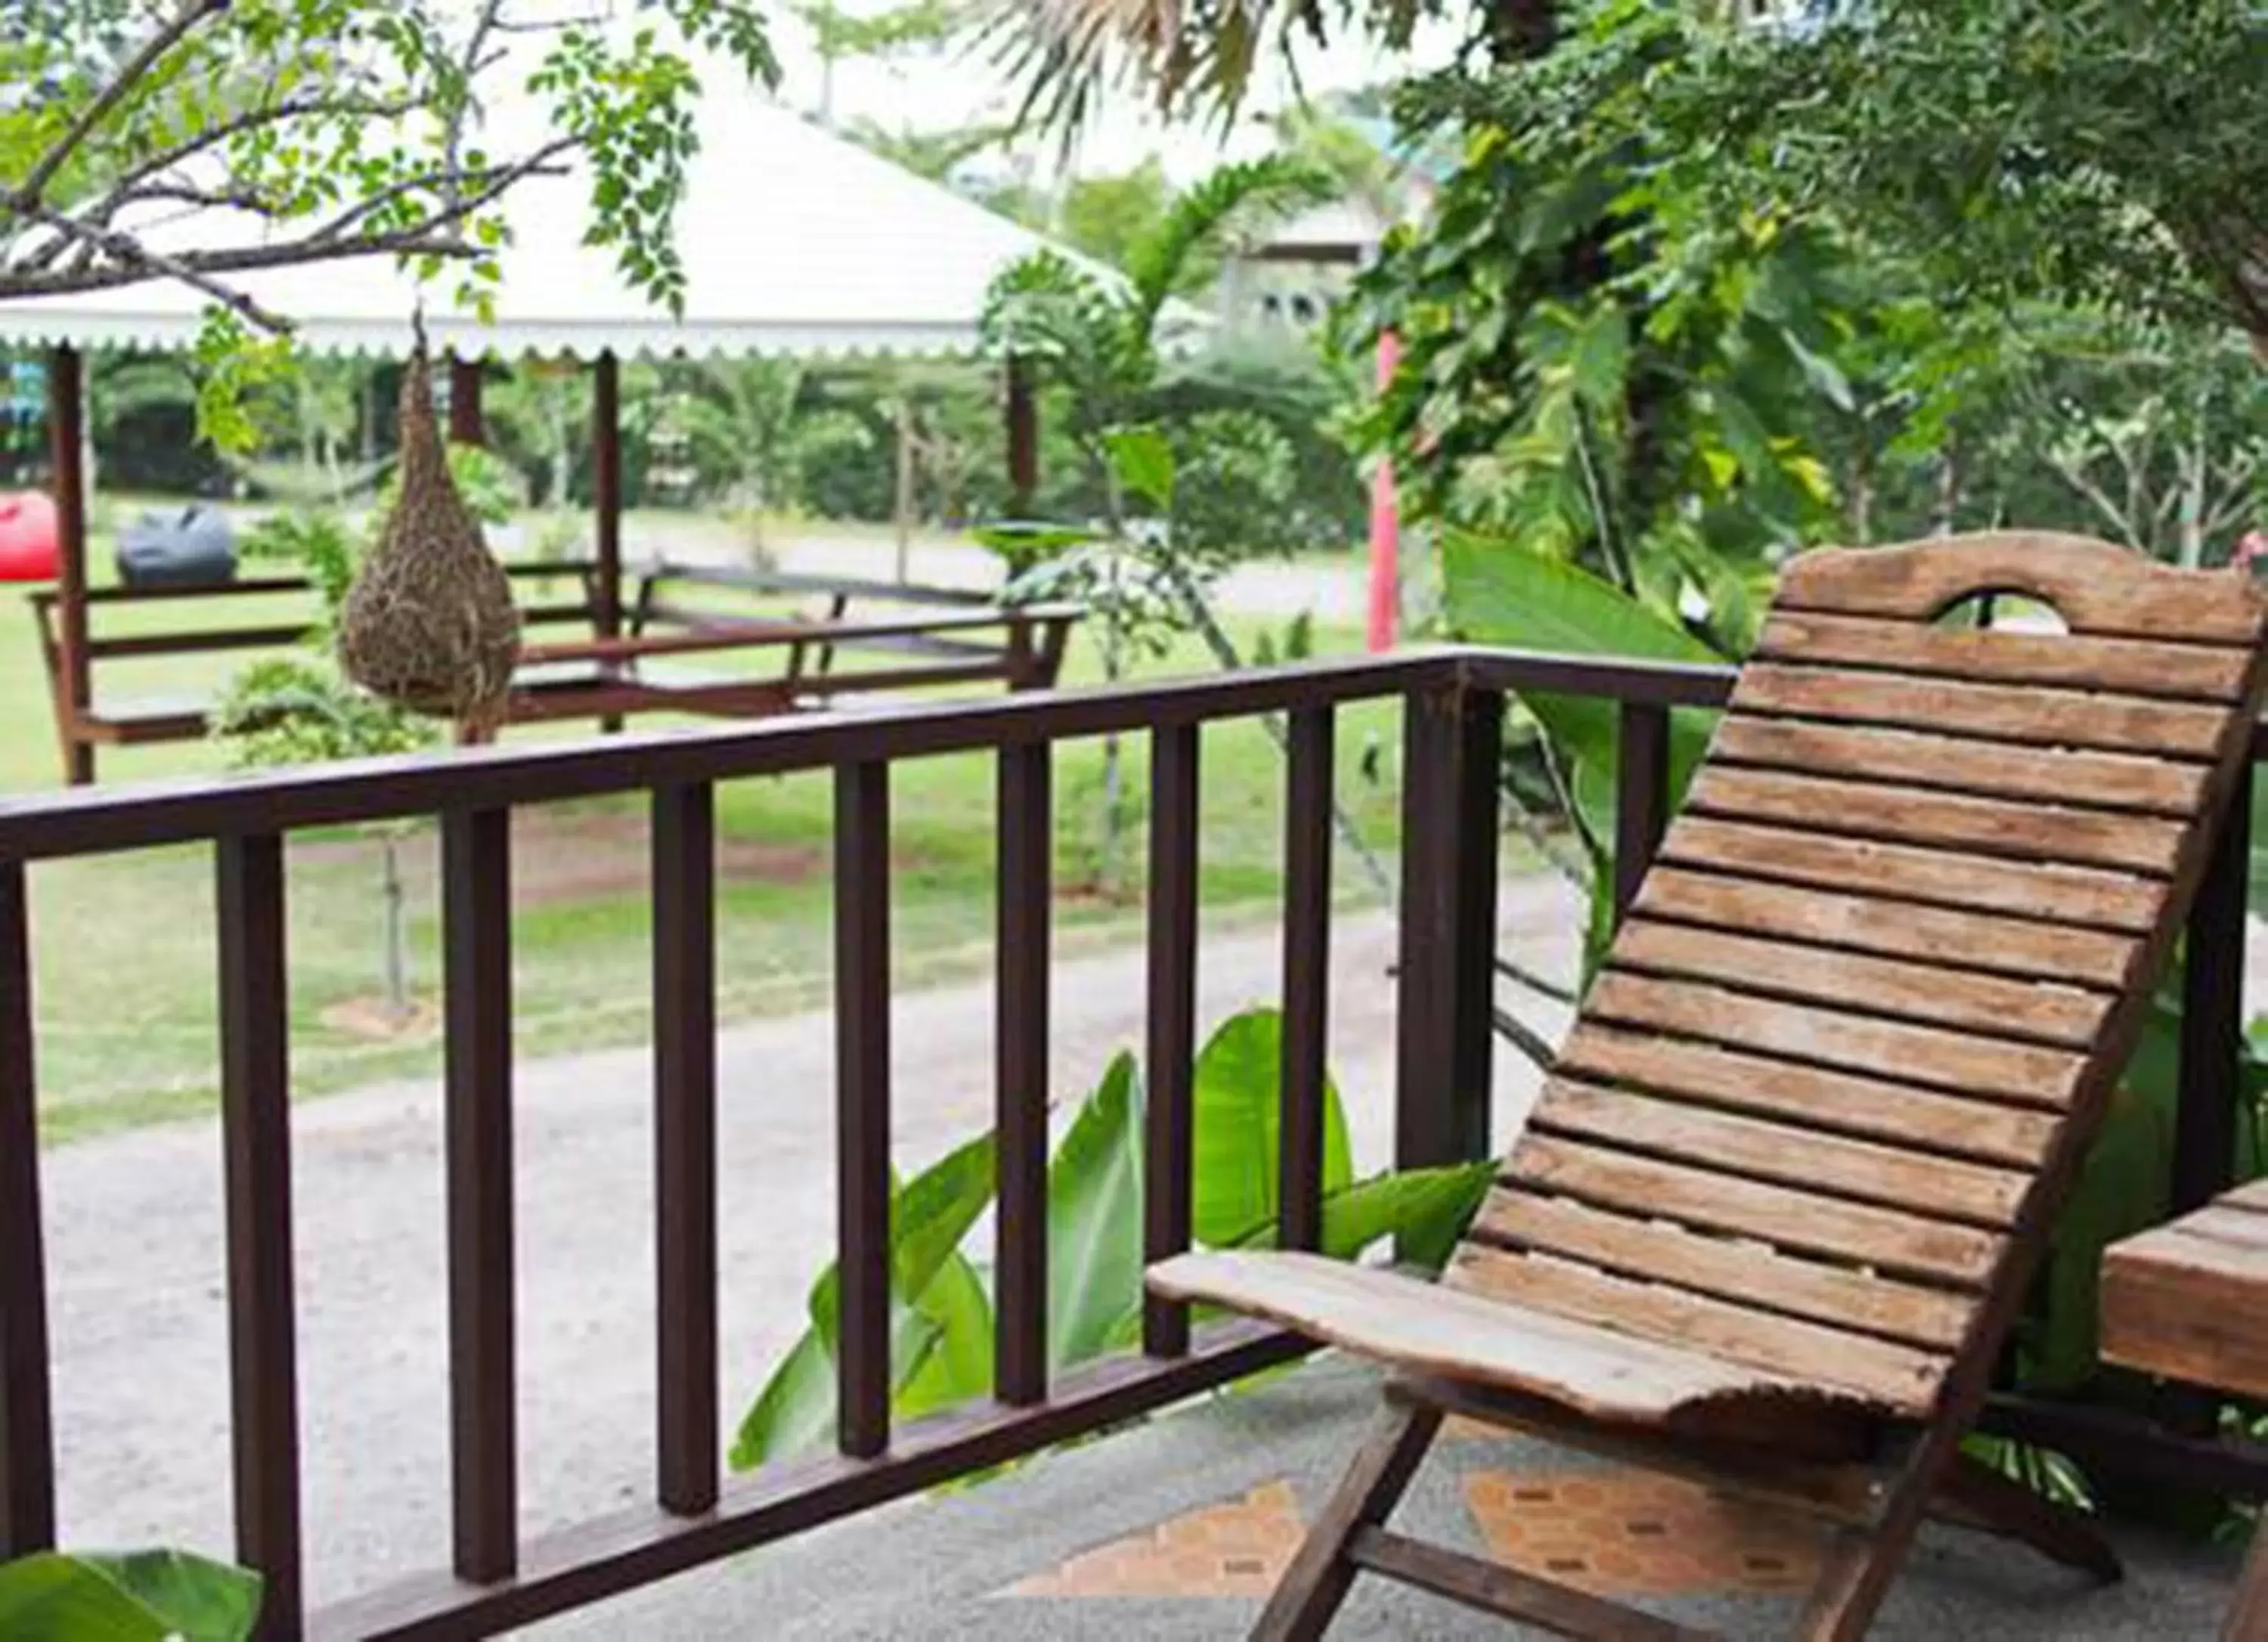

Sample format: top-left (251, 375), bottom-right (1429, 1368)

top-left (0, 93), bottom-right (1183, 361)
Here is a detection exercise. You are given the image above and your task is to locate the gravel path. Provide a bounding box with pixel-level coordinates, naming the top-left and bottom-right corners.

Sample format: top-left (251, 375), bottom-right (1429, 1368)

top-left (42, 874), bottom-right (1583, 1608)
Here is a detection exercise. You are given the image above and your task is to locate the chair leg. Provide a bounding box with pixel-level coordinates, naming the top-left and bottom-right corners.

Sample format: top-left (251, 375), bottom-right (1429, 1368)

top-left (1931, 1452), bottom-right (2121, 1582)
top-left (1793, 1441), bottom-right (1944, 1642)
top-left (1251, 1400), bottom-right (1442, 1642)
top-left (2223, 1517), bottom-right (2268, 1642)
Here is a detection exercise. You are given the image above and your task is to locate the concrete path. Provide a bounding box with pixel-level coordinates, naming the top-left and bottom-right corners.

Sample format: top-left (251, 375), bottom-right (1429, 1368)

top-left (615, 515), bottom-right (1371, 627)
top-left (41, 875), bottom-right (1583, 1609)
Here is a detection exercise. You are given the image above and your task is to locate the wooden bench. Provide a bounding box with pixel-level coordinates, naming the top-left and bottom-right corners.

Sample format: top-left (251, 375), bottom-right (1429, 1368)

top-left (618, 562), bottom-right (1077, 708)
top-left (2102, 1179), bottom-right (2268, 1638)
top-left (27, 558), bottom-right (1080, 782)
top-left (28, 562), bottom-right (606, 780)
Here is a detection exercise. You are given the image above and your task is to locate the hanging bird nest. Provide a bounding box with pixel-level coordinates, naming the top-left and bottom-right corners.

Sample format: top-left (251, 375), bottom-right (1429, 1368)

top-left (337, 323), bottom-right (522, 739)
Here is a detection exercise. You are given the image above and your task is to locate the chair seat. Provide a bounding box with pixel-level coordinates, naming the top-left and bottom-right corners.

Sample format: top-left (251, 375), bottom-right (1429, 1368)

top-left (1148, 1250), bottom-right (1913, 1427)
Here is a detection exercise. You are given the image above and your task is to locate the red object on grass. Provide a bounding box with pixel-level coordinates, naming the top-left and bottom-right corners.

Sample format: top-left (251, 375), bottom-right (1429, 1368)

top-left (1365, 330), bottom-right (1402, 653)
top-left (0, 491), bottom-right (59, 582)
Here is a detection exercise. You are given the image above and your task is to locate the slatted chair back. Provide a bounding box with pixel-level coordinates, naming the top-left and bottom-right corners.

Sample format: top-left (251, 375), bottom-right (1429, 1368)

top-left (1445, 531), bottom-right (2268, 1423)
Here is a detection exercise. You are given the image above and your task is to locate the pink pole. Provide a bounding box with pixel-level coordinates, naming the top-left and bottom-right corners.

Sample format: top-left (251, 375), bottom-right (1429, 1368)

top-left (1366, 330), bottom-right (1401, 653)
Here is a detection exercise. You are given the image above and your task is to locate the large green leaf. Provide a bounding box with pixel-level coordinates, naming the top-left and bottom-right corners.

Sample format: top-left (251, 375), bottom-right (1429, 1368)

top-left (2029, 1080), bottom-right (2174, 1392)
top-left (1189, 1008), bottom-right (1352, 1248)
top-left (1440, 528), bottom-right (1722, 850)
top-left (729, 1324), bottom-right (837, 1470)
top-left (806, 1130), bottom-right (997, 1346)
top-left (1104, 425), bottom-right (1176, 509)
top-left (1318, 1164), bottom-right (1495, 1270)
top-left (1218, 1163), bottom-right (1493, 1267)
top-left (891, 1247), bottom-right (996, 1422)
top-left (86, 1552), bottom-right (264, 1642)
top-left (736, 1131), bottom-right (999, 1469)
top-left (0, 1551), bottom-right (262, 1642)
top-left (1047, 1052), bottom-right (1148, 1370)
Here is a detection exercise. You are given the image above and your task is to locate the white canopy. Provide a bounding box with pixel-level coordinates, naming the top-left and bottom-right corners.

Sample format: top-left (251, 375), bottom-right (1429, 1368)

top-left (0, 94), bottom-right (1147, 361)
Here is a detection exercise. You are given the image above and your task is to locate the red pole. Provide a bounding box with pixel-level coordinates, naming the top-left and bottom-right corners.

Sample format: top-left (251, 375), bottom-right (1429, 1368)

top-left (1365, 330), bottom-right (1401, 654)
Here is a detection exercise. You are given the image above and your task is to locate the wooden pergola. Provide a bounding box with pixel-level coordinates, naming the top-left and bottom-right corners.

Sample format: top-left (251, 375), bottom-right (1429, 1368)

top-left (0, 98), bottom-right (1142, 781)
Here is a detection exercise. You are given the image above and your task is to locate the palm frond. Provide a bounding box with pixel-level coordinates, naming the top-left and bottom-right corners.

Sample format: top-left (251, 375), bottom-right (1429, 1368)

top-left (978, 0), bottom-right (1434, 146)
top-left (1123, 152), bottom-right (1334, 327)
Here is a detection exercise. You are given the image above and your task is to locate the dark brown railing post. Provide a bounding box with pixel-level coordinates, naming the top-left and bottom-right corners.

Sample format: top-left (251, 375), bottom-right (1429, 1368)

top-left (47, 345), bottom-right (91, 786)
top-left (1613, 701), bottom-right (1672, 928)
top-left (1278, 708), bottom-right (1334, 1253)
top-left (835, 763), bottom-right (893, 1459)
top-left (1396, 682), bottom-right (1503, 1185)
top-left (216, 835), bottom-right (303, 1638)
top-left (1142, 724), bottom-right (1201, 1358)
top-left (652, 783), bottom-right (719, 1513)
top-left (443, 807), bottom-right (516, 1582)
top-left (995, 742), bottom-right (1052, 1405)
top-left (0, 863), bottom-right (54, 1557)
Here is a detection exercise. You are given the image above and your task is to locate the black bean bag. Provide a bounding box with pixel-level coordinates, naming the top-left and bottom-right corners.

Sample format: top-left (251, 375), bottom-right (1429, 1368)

top-left (117, 505), bottom-right (237, 589)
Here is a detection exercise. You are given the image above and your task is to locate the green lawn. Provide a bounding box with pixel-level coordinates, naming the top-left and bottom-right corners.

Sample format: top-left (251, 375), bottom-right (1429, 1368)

top-left (3, 567), bottom-right (1408, 1143)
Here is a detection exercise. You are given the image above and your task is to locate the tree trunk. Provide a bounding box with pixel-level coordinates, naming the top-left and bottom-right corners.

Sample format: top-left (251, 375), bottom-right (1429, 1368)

top-left (1931, 442), bottom-right (1963, 537)
top-left (894, 399), bottom-right (915, 583)
top-left (1482, 0), bottom-right (1559, 58)
top-left (380, 832), bottom-right (409, 1021)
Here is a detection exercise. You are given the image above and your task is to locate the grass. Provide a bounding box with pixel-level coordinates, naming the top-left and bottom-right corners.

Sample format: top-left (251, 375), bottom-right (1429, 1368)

top-left (3, 552), bottom-right (1410, 1144)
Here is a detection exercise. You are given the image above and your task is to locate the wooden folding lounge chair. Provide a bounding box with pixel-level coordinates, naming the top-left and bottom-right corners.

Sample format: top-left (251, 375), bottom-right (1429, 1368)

top-left (1150, 532), bottom-right (2268, 1640)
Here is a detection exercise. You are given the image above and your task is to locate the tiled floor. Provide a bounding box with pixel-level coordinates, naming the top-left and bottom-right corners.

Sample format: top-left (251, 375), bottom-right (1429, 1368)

top-left (541, 1357), bottom-right (2248, 1639)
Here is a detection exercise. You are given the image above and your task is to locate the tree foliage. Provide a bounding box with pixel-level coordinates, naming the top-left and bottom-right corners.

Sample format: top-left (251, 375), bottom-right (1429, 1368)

top-left (1340, 2), bottom-right (1867, 650)
top-left (1677, 0), bottom-right (2268, 345)
top-left (1, 0), bottom-right (779, 427)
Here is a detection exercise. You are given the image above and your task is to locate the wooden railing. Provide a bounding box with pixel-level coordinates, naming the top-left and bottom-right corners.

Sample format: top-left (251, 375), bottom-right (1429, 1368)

top-left (0, 646), bottom-right (2258, 1640)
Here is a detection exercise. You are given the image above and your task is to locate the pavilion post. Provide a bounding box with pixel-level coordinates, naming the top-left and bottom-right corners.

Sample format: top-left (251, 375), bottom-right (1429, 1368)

top-left (592, 351), bottom-right (624, 734)
top-left (1005, 356), bottom-right (1037, 516)
top-left (46, 345), bottom-right (91, 786)
top-left (448, 355), bottom-right (485, 448)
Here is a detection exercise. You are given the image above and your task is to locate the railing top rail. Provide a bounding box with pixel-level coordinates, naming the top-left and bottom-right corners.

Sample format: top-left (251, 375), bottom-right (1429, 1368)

top-left (0, 647), bottom-right (1737, 863)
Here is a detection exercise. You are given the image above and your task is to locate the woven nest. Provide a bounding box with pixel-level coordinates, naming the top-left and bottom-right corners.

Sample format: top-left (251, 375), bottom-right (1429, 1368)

top-left (337, 341), bottom-right (521, 734)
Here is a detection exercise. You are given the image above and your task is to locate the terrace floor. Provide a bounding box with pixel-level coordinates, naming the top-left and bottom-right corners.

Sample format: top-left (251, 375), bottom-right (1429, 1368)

top-left (538, 1353), bottom-right (2246, 1639)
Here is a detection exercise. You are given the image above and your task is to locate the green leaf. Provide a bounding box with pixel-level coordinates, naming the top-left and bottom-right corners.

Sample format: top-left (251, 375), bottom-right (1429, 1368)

top-left (1440, 528), bottom-right (1722, 847)
top-left (1190, 1008), bottom-right (1352, 1247)
top-left (1047, 1052), bottom-right (1148, 1370)
top-left (1104, 425), bottom-right (1176, 509)
top-left (2029, 1078), bottom-right (2174, 1391)
top-left (891, 1247), bottom-right (996, 1422)
top-left (0, 1555), bottom-right (169, 1641)
top-left (84, 1551), bottom-right (264, 1642)
top-left (1569, 304), bottom-right (1631, 412)
top-left (807, 1129), bottom-right (996, 1346)
top-left (0, 1551), bottom-right (262, 1642)
top-left (1317, 1163), bottom-right (1494, 1269)
top-left (742, 1130), bottom-right (996, 1467)
top-left (729, 1324), bottom-right (836, 1470)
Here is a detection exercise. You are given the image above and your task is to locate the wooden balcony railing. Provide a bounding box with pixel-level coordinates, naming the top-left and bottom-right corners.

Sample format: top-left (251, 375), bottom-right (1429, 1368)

top-left (0, 646), bottom-right (2258, 1639)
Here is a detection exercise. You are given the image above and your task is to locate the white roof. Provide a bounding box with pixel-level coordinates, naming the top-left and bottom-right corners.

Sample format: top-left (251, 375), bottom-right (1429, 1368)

top-left (0, 94), bottom-right (1157, 361)
top-left (1252, 199), bottom-right (1395, 257)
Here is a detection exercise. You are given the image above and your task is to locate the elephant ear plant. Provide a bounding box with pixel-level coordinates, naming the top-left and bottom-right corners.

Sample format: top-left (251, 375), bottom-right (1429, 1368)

top-left (732, 1006), bottom-right (1493, 1467)
top-left (0, 1548), bottom-right (262, 1641)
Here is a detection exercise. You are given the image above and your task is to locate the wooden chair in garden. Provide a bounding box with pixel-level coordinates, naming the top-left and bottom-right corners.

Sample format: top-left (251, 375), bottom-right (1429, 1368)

top-left (1150, 532), bottom-right (2268, 1640)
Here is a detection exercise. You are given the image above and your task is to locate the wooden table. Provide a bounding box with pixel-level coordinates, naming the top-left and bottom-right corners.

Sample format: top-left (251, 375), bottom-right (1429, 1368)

top-left (2102, 1178), bottom-right (2268, 1638)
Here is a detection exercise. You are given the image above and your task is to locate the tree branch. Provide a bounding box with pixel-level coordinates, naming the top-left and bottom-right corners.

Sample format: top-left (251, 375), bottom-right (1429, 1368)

top-left (13, 0), bottom-right (233, 211)
top-left (307, 142), bottom-right (572, 249)
top-left (101, 91), bottom-right (423, 211)
top-left (2045, 446), bottom-right (2143, 548)
top-left (8, 199), bottom-right (297, 333)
